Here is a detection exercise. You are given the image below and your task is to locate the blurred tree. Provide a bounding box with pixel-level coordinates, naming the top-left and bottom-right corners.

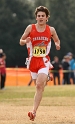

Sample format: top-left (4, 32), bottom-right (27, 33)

top-left (48, 0), bottom-right (75, 60)
top-left (0, 0), bottom-right (34, 67)
top-left (0, 0), bottom-right (75, 67)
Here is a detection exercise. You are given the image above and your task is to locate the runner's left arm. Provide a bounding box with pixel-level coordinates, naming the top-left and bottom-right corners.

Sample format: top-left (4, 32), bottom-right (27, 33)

top-left (50, 27), bottom-right (60, 50)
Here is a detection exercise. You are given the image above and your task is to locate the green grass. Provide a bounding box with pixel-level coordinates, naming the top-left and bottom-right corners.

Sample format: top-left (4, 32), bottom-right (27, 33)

top-left (0, 85), bottom-right (75, 124)
top-left (44, 85), bottom-right (75, 97)
top-left (0, 85), bottom-right (75, 99)
top-left (0, 85), bottom-right (75, 106)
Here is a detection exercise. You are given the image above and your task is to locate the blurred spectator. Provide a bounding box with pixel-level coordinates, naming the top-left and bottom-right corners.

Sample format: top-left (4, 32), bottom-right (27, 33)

top-left (62, 55), bottom-right (70, 84)
top-left (67, 52), bottom-right (75, 84)
top-left (73, 62), bottom-right (75, 83)
top-left (0, 49), bottom-right (6, 89)
top-left (25, 42), bottom-right (34, 86)
top-left (0, 49), bottom-right (3, 89)
top-left (25, 57), bottom-right (33, 86)
top-left (52, 56), bottom-right (62, 85)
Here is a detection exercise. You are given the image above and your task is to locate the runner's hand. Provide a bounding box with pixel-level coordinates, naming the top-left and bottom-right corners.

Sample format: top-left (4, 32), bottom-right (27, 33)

top-left (26, 37), bottom-right (31, 43)
top-left (55, 42), bottom-right (60, 50)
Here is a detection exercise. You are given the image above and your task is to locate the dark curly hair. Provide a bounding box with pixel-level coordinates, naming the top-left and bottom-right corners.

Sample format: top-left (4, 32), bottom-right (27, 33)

top-left (35, 6), bottom-right (50, 18)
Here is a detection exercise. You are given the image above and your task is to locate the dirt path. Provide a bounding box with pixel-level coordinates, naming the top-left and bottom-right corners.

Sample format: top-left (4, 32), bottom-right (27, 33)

top-left (0, 104), bottom-right (75, 124)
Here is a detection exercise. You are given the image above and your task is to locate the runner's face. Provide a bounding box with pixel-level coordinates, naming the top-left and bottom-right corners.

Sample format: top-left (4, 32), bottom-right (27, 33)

top-left (36, 11), bottom-right (48, 25)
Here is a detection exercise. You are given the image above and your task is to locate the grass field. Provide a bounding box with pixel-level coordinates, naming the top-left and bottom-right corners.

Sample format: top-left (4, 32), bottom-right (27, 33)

top-left (0, 85), bottom-right (75, 124)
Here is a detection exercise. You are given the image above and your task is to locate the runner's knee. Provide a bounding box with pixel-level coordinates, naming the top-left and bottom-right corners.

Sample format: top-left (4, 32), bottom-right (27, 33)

top-left (36, 82), bottom-right (44, 91)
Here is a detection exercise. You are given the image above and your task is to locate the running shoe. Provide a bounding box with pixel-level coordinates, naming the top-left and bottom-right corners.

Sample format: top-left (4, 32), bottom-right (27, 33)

top-left (28, 111), bottom-right (36, 121)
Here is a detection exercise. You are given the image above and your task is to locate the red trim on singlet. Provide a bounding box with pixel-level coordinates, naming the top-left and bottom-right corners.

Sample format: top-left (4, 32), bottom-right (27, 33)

top-left (29, 24), bottom-right (52, 47)
top-left (28, 24), bottom-right (52, 72)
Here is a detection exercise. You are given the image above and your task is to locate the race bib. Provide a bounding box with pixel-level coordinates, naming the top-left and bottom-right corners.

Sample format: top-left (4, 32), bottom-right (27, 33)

top-left (33, 46), bottom-right (46, 57)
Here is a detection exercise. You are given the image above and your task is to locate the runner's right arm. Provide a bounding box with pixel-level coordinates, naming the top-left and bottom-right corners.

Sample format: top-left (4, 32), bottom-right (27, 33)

top-left (19, 25), bottom-right (32, 46)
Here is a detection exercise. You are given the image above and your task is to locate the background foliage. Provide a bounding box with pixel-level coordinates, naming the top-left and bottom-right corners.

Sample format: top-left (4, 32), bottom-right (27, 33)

top-left (0, 0), bottom-right (75, 67)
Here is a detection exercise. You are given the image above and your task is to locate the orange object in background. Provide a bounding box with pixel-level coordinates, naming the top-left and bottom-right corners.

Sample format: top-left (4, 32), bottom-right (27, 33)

top-left (5, 68), bottom-right (32, 86)
top-left (5, 68), bottom-right (63, 86)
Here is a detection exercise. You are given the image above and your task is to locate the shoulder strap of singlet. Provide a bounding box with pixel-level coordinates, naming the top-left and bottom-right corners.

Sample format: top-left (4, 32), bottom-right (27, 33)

top-left (31, 24), bottom-right (36, 30)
